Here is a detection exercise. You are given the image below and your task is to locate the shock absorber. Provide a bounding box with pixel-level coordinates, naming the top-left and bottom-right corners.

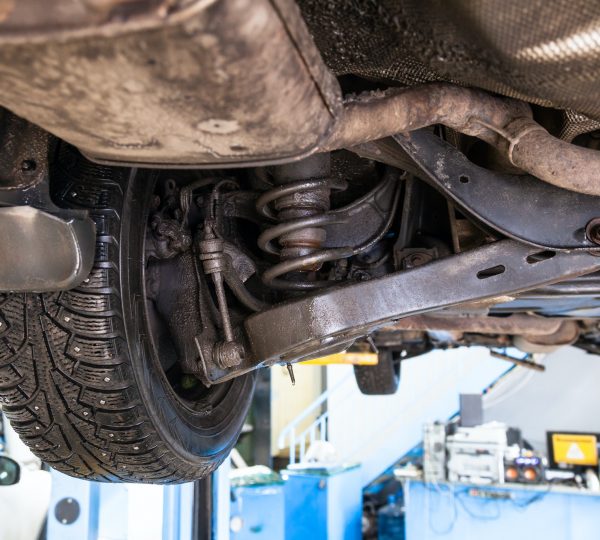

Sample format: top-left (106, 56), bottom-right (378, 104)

top-left (256, 153), bottom-right (352, 290)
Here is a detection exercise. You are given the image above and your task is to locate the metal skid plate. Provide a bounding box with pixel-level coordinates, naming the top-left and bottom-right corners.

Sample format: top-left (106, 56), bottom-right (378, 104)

top-left (244, 240), bottom-right (600, 365)
top-left (0, 0), bottom-right (340, 168)
top-left (393, 130), bottom-right (600, 251)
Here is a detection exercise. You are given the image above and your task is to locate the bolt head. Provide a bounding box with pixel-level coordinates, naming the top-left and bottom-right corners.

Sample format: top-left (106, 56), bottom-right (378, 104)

top-left (586, 218), bottom-right (600, 245)
top-left (214, 341), bottom-right (245, 369)
top-left (403, 252), bottom-right (433, 268)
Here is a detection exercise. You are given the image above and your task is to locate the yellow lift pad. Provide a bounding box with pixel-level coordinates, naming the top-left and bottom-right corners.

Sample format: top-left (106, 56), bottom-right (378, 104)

top-left (300, 352), bottom-right (378, 366)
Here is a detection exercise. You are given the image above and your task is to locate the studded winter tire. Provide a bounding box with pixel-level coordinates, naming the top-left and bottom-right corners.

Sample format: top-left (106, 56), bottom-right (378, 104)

top-left (0, 147), bottom-right (255, 483)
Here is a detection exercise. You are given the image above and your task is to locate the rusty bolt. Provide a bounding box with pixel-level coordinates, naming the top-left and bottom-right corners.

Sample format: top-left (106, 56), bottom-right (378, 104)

top-left (586, 218), bottom-right (600, 245)
top-left (214, 341), bottom-right (245, 369)
top-left (402, 252), bottom-right (433, 269)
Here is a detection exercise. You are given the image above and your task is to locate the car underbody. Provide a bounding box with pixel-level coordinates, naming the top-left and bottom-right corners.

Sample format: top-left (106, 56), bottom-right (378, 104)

top-left (1, 0), bottom-right (600, 482)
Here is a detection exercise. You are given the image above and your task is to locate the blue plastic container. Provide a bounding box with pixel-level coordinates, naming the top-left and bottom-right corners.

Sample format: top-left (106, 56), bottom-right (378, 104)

top-left (378, 494), bottom-right (405, 540)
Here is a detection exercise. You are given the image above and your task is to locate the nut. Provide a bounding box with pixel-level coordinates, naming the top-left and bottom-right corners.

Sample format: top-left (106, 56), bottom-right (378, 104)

top-left (402, 251), bottom-right (434, 269)
top-left (214, 341), bottom-right (245, 369)
top-left (586, 217), bottom-right (600, 246)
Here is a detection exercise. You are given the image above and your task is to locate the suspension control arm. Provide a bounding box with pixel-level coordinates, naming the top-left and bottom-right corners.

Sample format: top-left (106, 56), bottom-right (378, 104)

top-left (243, 241), bottom-right (600, 368)
top-left (196, 240), bottom-right (600, 383)
top-left (392, 130), bottom-right (600, 252)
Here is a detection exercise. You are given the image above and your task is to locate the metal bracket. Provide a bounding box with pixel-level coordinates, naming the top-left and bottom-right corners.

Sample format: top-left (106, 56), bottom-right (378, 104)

top-left (322, 171), bottom-right (400, 249)
top-left (0, 205), bottom-right (95, 292)
top-left (0, 111), bottom-right (49, 191)
top-left (0, 115), bottom-right (95, 292)
top-left (386, 130), bottom-right (600, 251)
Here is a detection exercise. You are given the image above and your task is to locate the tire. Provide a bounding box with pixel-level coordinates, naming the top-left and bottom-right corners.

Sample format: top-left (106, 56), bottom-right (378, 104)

top-left (353, 349), bottom-right (401, 395)
top-left (0, 148), bottom-right (255, 483)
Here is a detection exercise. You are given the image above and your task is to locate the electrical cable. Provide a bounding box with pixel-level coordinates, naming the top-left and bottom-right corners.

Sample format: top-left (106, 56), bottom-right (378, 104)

top-left (509, 481), bottom-right (555, 510)
top-left (424, 480), bottom-right (554, 533)
top-left (426, 482), bottom-right (458, 535)
top-left (455, 489), bottom-right (501, 521)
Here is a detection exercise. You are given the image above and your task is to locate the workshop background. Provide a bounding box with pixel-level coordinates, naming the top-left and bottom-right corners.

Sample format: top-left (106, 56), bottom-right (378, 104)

top-left (1, 343), bottom-right (599, 540)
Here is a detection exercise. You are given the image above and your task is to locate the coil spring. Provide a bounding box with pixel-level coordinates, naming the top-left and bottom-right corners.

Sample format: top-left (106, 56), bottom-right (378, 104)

top-left (256, 177), bottom-right (353, 290)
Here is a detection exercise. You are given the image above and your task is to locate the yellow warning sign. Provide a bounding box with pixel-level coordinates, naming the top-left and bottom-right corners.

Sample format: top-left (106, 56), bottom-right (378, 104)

top-left (552, 434), bottom-right (599, 466)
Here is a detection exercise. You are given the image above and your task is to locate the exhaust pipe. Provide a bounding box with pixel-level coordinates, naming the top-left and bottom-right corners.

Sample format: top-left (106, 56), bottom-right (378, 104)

top-left (321, 82), bottom-right (600, 197)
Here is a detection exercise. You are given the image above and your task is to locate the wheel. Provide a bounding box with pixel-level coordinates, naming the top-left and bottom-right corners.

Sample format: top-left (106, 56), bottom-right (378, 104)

top-left (353, 349), bottom-right (401, 395)
top-left (0, 147), bottom-right (255, 483)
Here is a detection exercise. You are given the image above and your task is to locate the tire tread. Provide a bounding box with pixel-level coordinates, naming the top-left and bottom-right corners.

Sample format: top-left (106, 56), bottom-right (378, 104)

top-left (0, 163), bottom-right (217, 483)
top-left (353, 349), bottom-right (400, 395)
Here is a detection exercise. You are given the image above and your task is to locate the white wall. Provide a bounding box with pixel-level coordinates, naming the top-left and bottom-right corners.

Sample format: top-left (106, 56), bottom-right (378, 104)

top-left (326, 347), bottom-right (509, 485)
top-left (484, 346), bottom-right (600, 451)
top-left (271, 363), bottom-right (324, 455)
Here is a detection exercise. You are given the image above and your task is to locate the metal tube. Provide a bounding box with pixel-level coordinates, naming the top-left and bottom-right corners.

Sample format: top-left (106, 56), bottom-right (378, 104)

top-left (222, 267), bottom-right (269, 312)
top-left (379, 314), bottom-right (575, 336)
top-left (507, 117), bottom-right (600, 196)
top-left (290, 432), bottom-right (296, 465)
top-left (322, 82), bottom-right (600, 197)
top-left (489, 351), bottom-right (546, 372)
top-left (322, 83), bottom-right (531, 151)
top-left (211, 272), bottom-right (234, 343)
